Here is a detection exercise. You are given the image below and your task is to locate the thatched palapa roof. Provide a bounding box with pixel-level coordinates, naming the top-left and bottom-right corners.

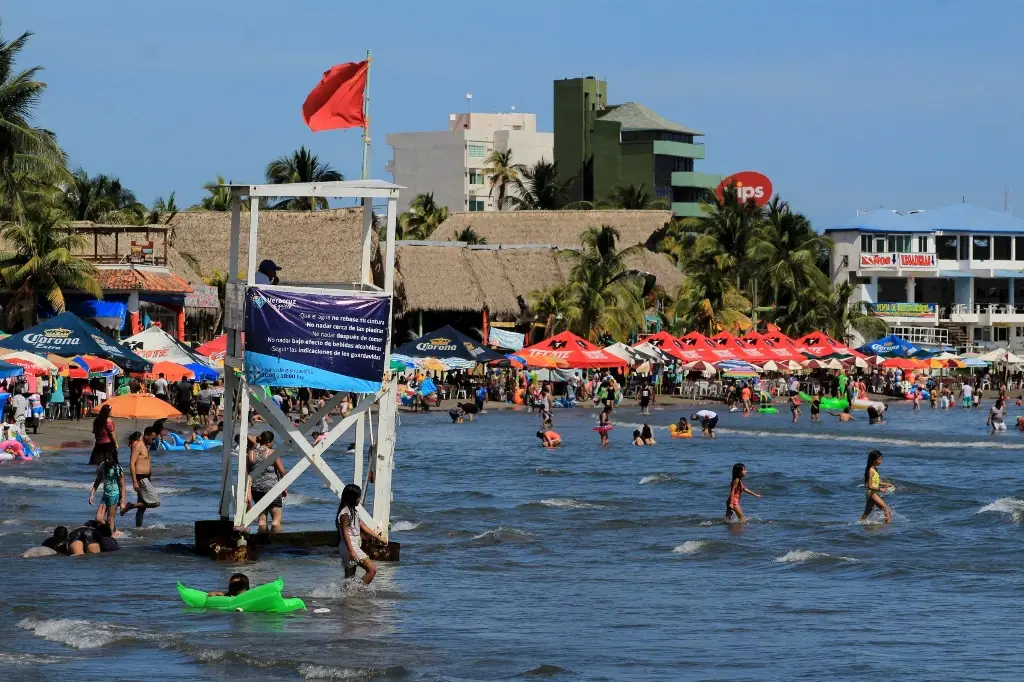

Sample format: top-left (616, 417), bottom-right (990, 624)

top-left (395, 242), bottom-right (683, 318)
top-left (431, 209), bottom-right (673, 248)
top-left (165, 208), bottom-right (371, 284)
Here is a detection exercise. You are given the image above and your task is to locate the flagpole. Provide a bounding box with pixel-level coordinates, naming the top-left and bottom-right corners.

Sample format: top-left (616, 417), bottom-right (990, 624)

top-left (361, 50), bottom-right (371, 180)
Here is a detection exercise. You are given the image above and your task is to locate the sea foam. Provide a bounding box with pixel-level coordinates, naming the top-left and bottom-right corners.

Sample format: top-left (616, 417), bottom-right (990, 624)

top-left (672, 540), bottom-right (710, 554)
top-left (773, 550), bottom-right (857, 564)
top-left (978, 497), bottom-right (1024, 522)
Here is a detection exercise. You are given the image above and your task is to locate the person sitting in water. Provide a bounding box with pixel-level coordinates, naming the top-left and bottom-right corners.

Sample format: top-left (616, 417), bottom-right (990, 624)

top-left (641, 424), bottom-right (656, 446)
top-left (632, 429), bottom-right (644, 446)
top-left (41, 526), bottom-right (69, 553)
top-left (827, 406), bottom-right (855, 422)
top-left (66, 524), bottom-right (103, 555)
top-left (85, 520), bottom-right (120, 552)
top-left (866, 404), bottom-right (885, 424)
top-left (536, 430), bottom-right (561, 448)
top-left (207, 572), bottom-right (250, 597)
top-left (203, 421), bottom-right (224, 440)
top-left (449, 405), bottom-right (466, 424)
top-left (675, 417), bottom-right (692, 437)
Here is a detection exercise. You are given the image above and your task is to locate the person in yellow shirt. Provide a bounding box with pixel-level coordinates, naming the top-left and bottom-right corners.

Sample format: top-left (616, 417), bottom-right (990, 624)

top-left (861, 450), bottom-right (893, 523)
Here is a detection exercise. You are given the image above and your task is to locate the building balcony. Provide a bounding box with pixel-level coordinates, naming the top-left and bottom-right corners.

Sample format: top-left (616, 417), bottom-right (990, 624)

top-left (947, 304), bottom-right (1024, 325)
top-left (671, 171), bottom-right (720, 189)
top-left (671, 202), bottom-right (705, 218)
top-left (653, 140), bottom-right (705, 160)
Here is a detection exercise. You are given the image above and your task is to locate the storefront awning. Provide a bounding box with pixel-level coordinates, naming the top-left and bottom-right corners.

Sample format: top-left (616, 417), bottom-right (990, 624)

top-left (992, 270), bottom-right (1020, 278)
top-left (938, 271), bottom-right (973, 278)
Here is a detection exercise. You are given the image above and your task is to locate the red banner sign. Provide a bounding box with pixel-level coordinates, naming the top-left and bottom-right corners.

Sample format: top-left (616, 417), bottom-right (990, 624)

top-left (860, 254), bottom-right (894, 267)
top-left (898, 253), bottom-right (936, 268)
top-left (714, 171), bottom-right (773, 206)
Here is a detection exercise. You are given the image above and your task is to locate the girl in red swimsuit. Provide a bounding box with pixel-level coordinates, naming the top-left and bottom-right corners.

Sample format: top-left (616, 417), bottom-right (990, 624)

top-left (726, 463), bottom-right (760, 522)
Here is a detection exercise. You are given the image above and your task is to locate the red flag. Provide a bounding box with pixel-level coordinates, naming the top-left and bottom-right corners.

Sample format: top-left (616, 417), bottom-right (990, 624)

top-left (302, 61), bottom-right (368, 132)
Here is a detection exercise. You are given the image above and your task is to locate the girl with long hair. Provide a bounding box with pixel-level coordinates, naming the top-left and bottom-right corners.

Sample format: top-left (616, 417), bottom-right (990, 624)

top-left (861, 450), bottom-right (893, 523)
top-left (336, 483), bottom-right (386, 584)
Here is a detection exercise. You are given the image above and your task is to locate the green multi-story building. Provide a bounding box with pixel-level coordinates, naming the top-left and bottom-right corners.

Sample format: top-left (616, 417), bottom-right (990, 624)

top-left (553, 76), bottom-right (719, 217)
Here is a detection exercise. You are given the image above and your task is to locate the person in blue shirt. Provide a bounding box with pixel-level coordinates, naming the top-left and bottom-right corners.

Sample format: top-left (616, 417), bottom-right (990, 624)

top-left (474, 385), bottom-right (488, 411)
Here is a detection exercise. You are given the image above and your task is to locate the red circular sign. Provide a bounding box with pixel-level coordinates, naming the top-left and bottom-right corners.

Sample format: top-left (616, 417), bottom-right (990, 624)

top-left (714, 171), bottom-right (773, 207)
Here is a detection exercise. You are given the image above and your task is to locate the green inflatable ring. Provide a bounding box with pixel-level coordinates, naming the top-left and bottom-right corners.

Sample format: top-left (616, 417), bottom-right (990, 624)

top-left (798, 392), bottom-right (848, 411)
top-left (757, 406), bottom-right (778, 414)
top-left (177, 577), bottom-right (306, 613)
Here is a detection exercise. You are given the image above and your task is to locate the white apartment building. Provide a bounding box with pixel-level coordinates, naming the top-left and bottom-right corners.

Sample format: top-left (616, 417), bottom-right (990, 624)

top-left (827, 204), bottom-right (1024, 351)
top-left (386, 112), bottom-right (553, 213)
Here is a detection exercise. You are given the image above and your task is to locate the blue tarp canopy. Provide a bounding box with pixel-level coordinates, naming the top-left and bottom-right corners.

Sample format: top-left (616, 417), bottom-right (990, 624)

top-left (858, 335), bottom-right (924, 358)
top-left (0, 311), bottom-right (152, 372)
top-left (185, 363), bottom-right (219, 381)
top-left (393, 325), bottom-right (503, 362)
top-left (0, 359), bottom-right (25, 379)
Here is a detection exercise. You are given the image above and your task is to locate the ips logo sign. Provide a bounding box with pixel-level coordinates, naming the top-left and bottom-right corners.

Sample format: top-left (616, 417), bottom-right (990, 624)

top-left (715, 171), bottom-right (773, 207)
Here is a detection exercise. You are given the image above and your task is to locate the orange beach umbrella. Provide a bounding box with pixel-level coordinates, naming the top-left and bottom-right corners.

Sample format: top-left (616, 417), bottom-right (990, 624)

top-left (149, 361), bottom-right (195, 382)
top-left (99, 394), bottom-right (182, 420)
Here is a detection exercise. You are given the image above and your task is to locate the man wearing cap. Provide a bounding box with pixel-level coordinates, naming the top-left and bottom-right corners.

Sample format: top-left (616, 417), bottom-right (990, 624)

top-left (255, 259), bottom-right (282, 285)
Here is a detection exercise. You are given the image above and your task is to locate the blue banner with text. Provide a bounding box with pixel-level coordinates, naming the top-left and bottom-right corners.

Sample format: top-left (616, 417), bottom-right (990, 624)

top-left (244, 287), bottom-right (390, 392)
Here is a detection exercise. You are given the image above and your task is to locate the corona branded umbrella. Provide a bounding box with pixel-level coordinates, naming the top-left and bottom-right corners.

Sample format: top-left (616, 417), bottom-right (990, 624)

top-left (0, 311), bottom-right (151, 372)
top-left (393, 325), bottom-right (503, 363)
top-left (857, 334), bottom-right (923, 358)
top-left (518, 331), bottom-right (626, 369)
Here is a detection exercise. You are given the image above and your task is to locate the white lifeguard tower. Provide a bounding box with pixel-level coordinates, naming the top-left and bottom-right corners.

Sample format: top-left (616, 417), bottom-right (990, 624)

top-left (196, 180), bottom-right (401, 560)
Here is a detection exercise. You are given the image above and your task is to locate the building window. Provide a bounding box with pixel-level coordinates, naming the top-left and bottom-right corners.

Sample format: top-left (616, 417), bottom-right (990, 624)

top-left (468, 170), bottom-right (484, 185)
top-left (1015, 326), bottom-right (1024, 338)
top-left (959, 235), bottom-right (970, 259)
top-left (621, 130), bottom-right (694, 144)
top-left (996, 327), bottom-right (1009, 342)
top-left (656, 155), bottom-right (693, 188)
top-left (936, 235), bottom-right (958, 260)
top-left (886, 234), bottom-right (911, 252)
top-left (672, 186), bottom-right (707, 203)
top-left (861, 235), bottom-right (873, 252)
top-left (994, 236), bottom-right (1011, 260)
top-left (1016, 237), bottom-right (1024, 261)
top-left (973, 236), bottom-right (990, 261)
top-left (468, 199), bottom-right (486, 212)
top-left (917, 236), bottom-right (929, 253)
top-left (467, 144), bottom-right (486, 158)
top-left (874, 236), bottom-right (886, 253)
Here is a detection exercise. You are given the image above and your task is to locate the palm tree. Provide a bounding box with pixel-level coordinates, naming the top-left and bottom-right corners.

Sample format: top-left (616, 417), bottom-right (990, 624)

top-left (484, 149), bottom-right (518, 210)
top-left (502, 160), bottom-right (569, 210)
top-left (669, 236), bottom-right (752, 336)
top-left (264, 146), bottom-right (343, 210)
top-left (0, 22), bottom-right (70, 220)
top-left (602, 183), bottom-right (669, 210)
top-left (562, 225), bottom-right (648, 341)
top-left (452, 226), bottom-right (486, 244)
top-left (146, 191), bottom-right (178, 224)
top-left (747, 196), bottom-right (831, 317)
top-left (59, 169), bottom-right (146, 224)
top-left (0, 206), bottom-right (103, 328)
top-left (527, 284), bottom-right (578, 338)
top-left (800, 281), bottom-right (886, 342)
top-left (195, 175), bottom-right (249, 211)
top-left (397, 192), bottom-right (449, 240)
top-left (683, 184), bottom-right (765, 292)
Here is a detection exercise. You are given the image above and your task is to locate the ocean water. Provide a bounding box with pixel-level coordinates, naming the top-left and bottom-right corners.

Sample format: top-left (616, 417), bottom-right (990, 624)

top-left (2, 403), bottom-right (1023, 681)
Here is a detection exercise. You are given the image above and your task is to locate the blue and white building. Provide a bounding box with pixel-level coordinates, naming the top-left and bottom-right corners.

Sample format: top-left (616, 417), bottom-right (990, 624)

top-left (827, 204), bottom-right (1024, 351)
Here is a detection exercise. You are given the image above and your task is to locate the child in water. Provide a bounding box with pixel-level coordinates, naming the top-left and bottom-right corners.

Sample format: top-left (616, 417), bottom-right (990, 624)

top-left (336, 483), bottom-right (387, 584)
top-left (788, 394), bottom-right (801, 423)
top-left (860, 450), bottom-right (893, 524)
top-left (595, 405), bottom-right (612, 446)
top-left (88, 449), bottom-right (125, 534)
top-left (725, 463), bottom-right (760, 522)
top-left (207, 573), bottom-right (250, 597)
top-left (632, 430), bottom-right (643, 446)
top-left (537, 430), bottom-right (561, 448)
top-left (810, 396), bottom-right (821, 423)
top-left (641, 424), bottom-right (656, 445)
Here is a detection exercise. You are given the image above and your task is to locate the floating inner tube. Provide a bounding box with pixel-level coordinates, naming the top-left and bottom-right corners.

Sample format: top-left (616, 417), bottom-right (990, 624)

top-left (177, 578), bottom-right (305, 613)
top-left (757, 406), bottom-right (778, 414)
top-left (668, 424), bottom-right (692, 438)
top-left (593, 424), bottom-right (614, 433)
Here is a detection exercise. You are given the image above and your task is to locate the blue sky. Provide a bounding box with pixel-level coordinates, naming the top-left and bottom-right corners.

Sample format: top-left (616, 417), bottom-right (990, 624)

top-left (6, 0), bottom-right (1022, 228)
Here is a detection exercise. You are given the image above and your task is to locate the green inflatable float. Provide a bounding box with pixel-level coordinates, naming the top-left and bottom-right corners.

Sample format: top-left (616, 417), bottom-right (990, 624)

top-left (757, 406), bottom-right (778, 414)
top-left (798, 392), bottom-right (848, 410)
top-left (176, 578), bottom-right (306, 613)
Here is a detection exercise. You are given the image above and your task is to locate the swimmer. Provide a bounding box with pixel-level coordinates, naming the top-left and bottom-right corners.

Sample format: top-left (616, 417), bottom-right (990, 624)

top-left (912, 389), bottom-right (921, 411)
top-left (725, 463), bottom-right (760, 523)
top-left (537, 430), bottom-right (562, 448)
top-left (596, 405), bottom-right (612, 446)
top-left (1017, 396), bottom-right (1023, 408)
top-left (929, 389), bottom-right (937, 409)
top-left (691, 409), bottom-right (718, 439)
top-left (207, 572), bottom-right (250, 597)
top-left (860, 450), bottom-right (893, 524)
top-left (641, 424), bottom-right (656, 446)
top-left (987, 398), bottom-right (1007, 434)
top-left (675, 417), bottom-right (692, 437)
top-left (632, 429), bottom-right (644, 446)
top-left (810, 396), bottom-right (821, 423)
top-left (866, 404), bottom-right (885, 424)
top-left (788, 393), bottom-right (802, 422)
top-left (827, 406), bottom-right (855, 422)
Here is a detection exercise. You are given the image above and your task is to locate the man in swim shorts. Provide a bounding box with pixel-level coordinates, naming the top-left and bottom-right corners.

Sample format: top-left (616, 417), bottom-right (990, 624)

top-left (961, 382), bottom-right (973, 408)
top-left (122, 428), bottom-right (161, 527)
top-left (691, 410), bottom-right (718, 439)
